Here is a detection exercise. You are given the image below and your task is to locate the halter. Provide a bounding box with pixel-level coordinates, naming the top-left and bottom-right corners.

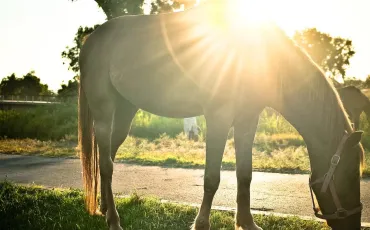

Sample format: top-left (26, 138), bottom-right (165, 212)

top-left (308, 133), bottom-right (363, 220)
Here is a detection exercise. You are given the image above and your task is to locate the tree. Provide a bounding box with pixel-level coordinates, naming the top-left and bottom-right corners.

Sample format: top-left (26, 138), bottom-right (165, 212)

top-left (0, 71), bottom-right (53, 96)
top-left (20, 71), bottom-right (52, 96)
top-left (150, 0), bottom-right (181, 14)
top-left (70, 0), bottom-right (196, 19)
top-left (0, 73), bottom-right (19, 95)
top-left (342, 77), bottom-right (365, 89)
top-left (61, 25), bottom-right (100, 73)
top-left (364, 75), bottom-right (370, 89)
top-left (293, 28), bottom-right (355, 81)
top-left (58, 75), bottom-right (79, 98)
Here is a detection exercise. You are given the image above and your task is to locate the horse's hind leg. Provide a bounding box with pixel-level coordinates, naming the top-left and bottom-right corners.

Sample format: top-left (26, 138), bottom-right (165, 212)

top-left (93, 97), bottom-right (136, 230)
top-left (100, 98), bottom-right (138, 215)
top-left (92, 102), bottom-right (122, 230)
top-left (234, 110), bottom-right (262, 230)
top-left (192, 110), bottom-right (233, 230)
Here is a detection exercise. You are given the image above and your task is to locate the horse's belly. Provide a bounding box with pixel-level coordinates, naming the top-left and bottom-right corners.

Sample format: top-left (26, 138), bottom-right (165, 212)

top-left (111, 69), bottom-right (205, 118)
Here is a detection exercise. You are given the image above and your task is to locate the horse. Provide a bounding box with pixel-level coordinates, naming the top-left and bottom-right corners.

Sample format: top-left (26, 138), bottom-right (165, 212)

top-left (78, 1), bottom-right (365, 229)
top-left (337, 85), bottom-right (370, 130)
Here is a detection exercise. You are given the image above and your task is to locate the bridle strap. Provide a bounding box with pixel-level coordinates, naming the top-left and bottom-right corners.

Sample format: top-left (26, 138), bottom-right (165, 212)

top-left (329, 180), bottom-right (342, 209)
top-left (309, 178), bottom-right (363, 219)
top-left (308, 133), bottom-right (363, 220)
top-left (321, 134), bottom-right (349, 193)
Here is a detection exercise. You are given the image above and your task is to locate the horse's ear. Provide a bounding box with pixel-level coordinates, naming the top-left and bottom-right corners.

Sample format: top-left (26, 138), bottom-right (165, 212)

top-left (346, 131), bottom-right (363, 148)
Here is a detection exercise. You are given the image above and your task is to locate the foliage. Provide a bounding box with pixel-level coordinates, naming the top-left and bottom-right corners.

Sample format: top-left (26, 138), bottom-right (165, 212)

top-left (70, 0), bottom-right (197, 19)
top-left (0, 104), bottom-right (77, 140)
top-left (131, 111), bottom-right (188, 139)
top-left (336, 75), bottom-right (370, 89)
top-left (0, 107), bottom-right (282, 140)
top-left (61, 25), bottom-right (100, 73)
top-left (364, 75), bottom-right (370, 88)
top-left (57, 76), bottom-right (79, 103)
top-left (293, 28), bottom-right (355, 81)
top-left (150, 0), bottom-right (180, 14)
top-left (2, 105), bottom-right (370, 143)
top-left (342, 77), bottom-right (366, 89)
top-left (0, 71), bottom-right (53, 96)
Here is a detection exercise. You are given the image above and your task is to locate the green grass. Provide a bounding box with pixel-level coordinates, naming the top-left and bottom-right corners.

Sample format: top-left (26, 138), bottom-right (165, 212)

top-left (1, 133), bottom-right (369, 175)
top-left (115, 133), bottom-right (310, 174)
top-left (0, 138), bottom-right (77, 157)
top-left (0, 181), bottom-right (330, 230)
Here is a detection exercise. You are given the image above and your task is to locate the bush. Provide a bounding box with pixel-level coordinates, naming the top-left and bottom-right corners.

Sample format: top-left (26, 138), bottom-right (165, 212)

top-left (0, 103), bottom-right (77, 140)
top-left (130, 111), bottom-right (184, 139)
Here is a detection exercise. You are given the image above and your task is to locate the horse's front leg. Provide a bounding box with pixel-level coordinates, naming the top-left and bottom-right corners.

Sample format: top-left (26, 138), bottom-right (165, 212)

top-left (234, 111), bottom-right (263, 230)
top-left (192, 112), bottom-right (233, 230)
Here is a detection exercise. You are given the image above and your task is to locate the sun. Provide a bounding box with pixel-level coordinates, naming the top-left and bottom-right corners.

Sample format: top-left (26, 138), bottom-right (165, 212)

top-left (198, 0), bottom-right (278, 30)
top-left (226, 0), bottom-right (273, 28)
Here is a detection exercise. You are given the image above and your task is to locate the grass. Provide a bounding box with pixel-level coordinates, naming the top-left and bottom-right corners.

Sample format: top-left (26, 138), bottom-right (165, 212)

top-left (1, 133), bottom-right (369, 175)
top-left (0, 138), bottom-right (77, 157)
top-left (0, 181), bottom-right (331, 230)
top-left (115, 133), bottom-right (310, 174)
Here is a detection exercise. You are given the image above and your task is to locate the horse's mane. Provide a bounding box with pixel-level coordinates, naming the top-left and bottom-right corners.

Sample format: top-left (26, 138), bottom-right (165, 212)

top-left (273, 25), bottom-right (365, 171)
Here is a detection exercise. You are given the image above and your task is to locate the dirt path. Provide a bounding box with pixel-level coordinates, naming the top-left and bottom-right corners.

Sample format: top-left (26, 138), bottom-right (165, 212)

top-left (1, 154), bottom-right (370, 223)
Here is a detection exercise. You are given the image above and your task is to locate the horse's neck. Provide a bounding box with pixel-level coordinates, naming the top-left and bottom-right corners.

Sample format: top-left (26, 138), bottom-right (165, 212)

top-left (278, 71), bottom-right (348, 175)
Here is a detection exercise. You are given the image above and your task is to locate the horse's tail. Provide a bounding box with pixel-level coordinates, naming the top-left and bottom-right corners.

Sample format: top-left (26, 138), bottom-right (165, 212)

top-left (78, 82), bottom-right (99, 215)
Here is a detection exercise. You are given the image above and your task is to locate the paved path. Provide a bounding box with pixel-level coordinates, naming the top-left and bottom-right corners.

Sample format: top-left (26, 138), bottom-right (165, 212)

top-left (1, 154), bottom-right (370, 223)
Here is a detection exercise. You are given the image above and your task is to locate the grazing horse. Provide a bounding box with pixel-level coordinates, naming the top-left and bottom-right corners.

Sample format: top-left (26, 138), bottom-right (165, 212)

top-left (78, 1), bottom-right (364, 229)
top-left (337, 85), bottom-right (370, 130)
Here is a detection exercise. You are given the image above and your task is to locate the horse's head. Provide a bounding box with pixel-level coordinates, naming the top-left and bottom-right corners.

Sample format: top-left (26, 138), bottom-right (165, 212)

top-left (309, 131), bottom-right (364, 230)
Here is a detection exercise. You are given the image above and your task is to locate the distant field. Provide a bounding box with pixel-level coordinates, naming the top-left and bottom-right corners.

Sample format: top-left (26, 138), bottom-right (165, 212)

top-left (1, 133), bottom-right (369, 175)
top-left (361, 88), bottom-right (370, 98)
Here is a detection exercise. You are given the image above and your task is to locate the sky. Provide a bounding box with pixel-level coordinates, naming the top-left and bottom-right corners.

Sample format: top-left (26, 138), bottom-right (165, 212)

top-left (0, 0), bottom-right (369, 92)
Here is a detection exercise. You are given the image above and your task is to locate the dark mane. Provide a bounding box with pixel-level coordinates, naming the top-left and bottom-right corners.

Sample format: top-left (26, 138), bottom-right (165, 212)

top-left (274, 25), bottom-right (364, 171)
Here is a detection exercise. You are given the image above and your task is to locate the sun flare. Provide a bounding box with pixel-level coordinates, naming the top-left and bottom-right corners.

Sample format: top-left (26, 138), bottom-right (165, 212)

top-left (227, 0), bottom-right (271, 27)
top-left (199, 0), bottom-right (279, 30)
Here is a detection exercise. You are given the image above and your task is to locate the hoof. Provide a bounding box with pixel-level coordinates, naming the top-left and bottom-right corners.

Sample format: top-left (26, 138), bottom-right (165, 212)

top-left (100, 202), bottom-right (107, 215)
top-left (95, 209), bottom-right (104, 216)
top-left (191, 219), bottom-right (210, 230)
top-left (99, 206), bottom-right (107, 216)
top-left (109, 224), bottom-right (123, 230)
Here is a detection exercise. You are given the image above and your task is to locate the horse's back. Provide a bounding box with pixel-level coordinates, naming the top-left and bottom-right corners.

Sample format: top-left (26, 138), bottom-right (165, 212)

top-left (79, 8), bottom-right (278, 117)
top-left (80, 12), bottom-right (206, 117)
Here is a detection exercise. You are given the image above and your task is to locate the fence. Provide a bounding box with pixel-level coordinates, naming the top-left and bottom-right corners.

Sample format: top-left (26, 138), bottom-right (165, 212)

top-left (0, 95), bottom-right (75, 103)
